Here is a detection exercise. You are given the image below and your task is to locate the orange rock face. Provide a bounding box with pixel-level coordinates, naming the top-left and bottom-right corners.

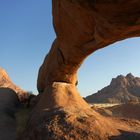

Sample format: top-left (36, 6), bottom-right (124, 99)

top-left (0, 68), bottom-right (28, 102)
top-left (23, 1), bottom-right (140, 140)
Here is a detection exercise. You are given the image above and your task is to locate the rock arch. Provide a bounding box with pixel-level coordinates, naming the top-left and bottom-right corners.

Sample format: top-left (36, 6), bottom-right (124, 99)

top-left (22, 1), bottom-right (140, 140)
top-left (37, 0), bottom-right (140, 110)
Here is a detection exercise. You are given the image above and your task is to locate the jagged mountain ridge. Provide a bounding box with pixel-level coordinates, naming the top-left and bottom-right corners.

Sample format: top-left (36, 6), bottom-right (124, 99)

top-left (85, 73), bottom-right (140, 103)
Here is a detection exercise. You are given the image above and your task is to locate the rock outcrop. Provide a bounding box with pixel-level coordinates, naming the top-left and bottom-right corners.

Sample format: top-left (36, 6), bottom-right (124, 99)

top-left (22, 1), bottom-right (140, 140)
top-left (0, 87), bottom-right (20, 140)
top-left (0, 68), bottom-right (28, 102)
top-left (85, 73), bottom-right (140, 103)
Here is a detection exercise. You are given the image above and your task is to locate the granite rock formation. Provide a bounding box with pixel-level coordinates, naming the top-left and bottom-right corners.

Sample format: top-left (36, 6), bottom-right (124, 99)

top-left (0, 88), bottom-right (20, 140)
top-left (0, 68), bottom-right (28, 102)
top-left (85, 73), bottom-right (140, 103)
top-left (22, 1), bottom-right (140, 140)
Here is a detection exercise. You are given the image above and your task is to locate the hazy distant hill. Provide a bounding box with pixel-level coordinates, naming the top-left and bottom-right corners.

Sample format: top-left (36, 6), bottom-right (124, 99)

top-left (85, 73), bottom-right (140, 103)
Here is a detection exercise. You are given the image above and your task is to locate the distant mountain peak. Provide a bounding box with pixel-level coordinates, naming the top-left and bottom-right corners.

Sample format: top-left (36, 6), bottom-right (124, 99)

top-left (126, 73), bottom-right (135, 79)
top-left (85, 73), bottom-right (140, 104)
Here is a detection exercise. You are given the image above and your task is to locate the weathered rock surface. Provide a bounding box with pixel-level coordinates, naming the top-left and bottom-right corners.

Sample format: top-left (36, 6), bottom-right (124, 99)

top-left (23, 1), bottom-right (140, 140)
top-left (85, 73), bottom-right (140, 103)
top-left (0, 68), bottom-right (28, 102)
top-left (0, 88), bottom-right (20, 140)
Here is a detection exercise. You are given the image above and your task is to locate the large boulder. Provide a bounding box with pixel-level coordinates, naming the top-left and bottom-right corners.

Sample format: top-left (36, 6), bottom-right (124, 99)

top-left (0, 87), bottom-right (20, 140)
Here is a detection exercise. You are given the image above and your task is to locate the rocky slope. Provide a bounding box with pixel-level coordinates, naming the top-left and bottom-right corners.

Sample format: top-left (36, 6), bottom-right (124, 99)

top-left (0, 68), bottom-right (28, 102)
top-left (85, 73), bottom-right (140, 103)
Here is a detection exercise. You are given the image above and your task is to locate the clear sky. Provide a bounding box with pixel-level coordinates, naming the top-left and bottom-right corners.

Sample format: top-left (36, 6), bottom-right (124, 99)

top-left (0, 0), bottom-right (140, 97)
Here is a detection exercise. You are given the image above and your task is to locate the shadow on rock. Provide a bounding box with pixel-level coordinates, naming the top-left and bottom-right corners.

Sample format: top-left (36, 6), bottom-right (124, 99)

top-left (0, 87), bottom-right (20, 140)
top-left (109, 130), bottom-right (140, 140)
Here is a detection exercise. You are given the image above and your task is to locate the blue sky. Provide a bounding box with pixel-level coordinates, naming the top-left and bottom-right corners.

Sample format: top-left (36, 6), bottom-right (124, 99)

top-left (0, 0), bottom-right (140, 97)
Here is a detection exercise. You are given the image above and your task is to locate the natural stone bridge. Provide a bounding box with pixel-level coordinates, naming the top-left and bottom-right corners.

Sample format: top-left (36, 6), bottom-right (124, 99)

top-left (22, 1), bottom-right (140, 140)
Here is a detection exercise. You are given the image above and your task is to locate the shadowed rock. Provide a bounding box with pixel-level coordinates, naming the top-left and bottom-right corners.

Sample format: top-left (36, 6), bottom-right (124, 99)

top-left (109, 130), bottom-right (140, 140)
top-left (0, 88), bottom-right (20, 140)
